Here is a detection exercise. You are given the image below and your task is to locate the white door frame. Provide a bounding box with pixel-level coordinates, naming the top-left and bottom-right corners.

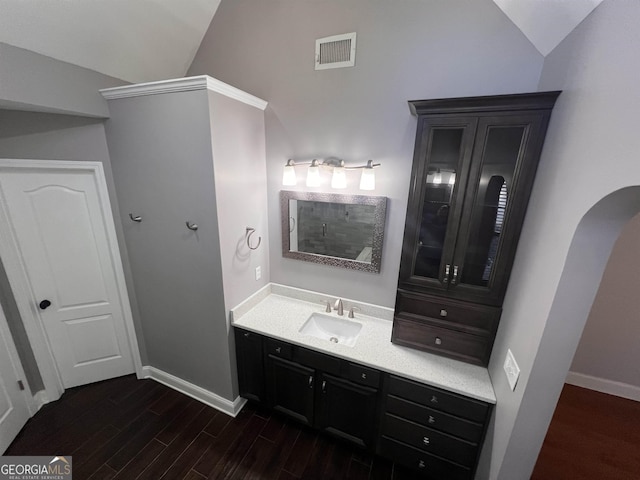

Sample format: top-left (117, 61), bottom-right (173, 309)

top-left (0, 159), bottom-right (143, 403)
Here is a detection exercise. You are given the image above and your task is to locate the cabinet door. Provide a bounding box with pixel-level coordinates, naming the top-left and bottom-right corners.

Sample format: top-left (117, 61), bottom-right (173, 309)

top-left (399, 116), bottom-right (477, 292)
top-left (450, 113), bottom-right (546, 305)
top-left (267, 355), bottom-right (315, 426)
top-left (315, 373), bottom-right (378, 448)
top-left (235, 329), bottom-right (265, 403)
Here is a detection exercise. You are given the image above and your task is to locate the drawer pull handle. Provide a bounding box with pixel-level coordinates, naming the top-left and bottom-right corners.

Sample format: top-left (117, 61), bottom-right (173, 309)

top-left (422, 436), bottom-right (430, 445)
top-left (452, 265), bottom-right (459, 284)
top-left (243, 332), bottom-right (250, 338)
top-left (443, 264), bottom-right (450, 283)
top-left (322, 380), bottom-right (327, 393)
top-left (361, 373), bottom-right (367, 379)
top-left (308, 376), bottom-right (313, 388)
top-left (275, 347), bottom-right (281, 353)
top-left (439, 309), bottom-right (447, 317)
top-left (435, 337), bottom-right (442, 345)
top-left (418, 460), bottom-right (426, 469)
top-left (430, 395), bottom-right (438, 404)
top-left (428, 415), bottom-right (436, 424)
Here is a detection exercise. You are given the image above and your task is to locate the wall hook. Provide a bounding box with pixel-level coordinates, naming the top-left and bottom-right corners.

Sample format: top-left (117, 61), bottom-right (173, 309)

top-left (186, 221), bottom-right (198, 231)
top-left (129, 213), bottom-right (142, 222)
top-left (246, 227), bottom-right (261, 250)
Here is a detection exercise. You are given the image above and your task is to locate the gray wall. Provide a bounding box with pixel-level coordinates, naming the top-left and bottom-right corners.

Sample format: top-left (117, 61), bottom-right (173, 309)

top-left (188, 0), bottom-right (543, 308)
top-left (0, 110), bottom-right (148, 390)
top-left (0, 43), bottom-right (126, 117)
top-left (104, 90), bottom-right (235, 399)
top-left (570, 212), bottom-right (640, 388)
top-left (487, 1), bottom-right (640, 479)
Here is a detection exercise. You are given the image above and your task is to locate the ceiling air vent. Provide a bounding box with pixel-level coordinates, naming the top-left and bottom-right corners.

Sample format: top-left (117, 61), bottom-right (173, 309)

top-left (315, 32), bottom-right (356, 70)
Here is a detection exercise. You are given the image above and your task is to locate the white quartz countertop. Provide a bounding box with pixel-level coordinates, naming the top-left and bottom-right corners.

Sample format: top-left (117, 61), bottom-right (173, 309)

top-left (231, 284), bottom-right (496, 404)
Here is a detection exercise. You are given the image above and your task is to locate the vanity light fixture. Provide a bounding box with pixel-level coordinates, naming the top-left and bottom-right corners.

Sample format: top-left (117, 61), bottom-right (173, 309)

top-left (282, 157), bottom-right (380, 190)
top-left (359, 160), bottom-right (376, 191)
top-left (282, 159), bottom-right (297, 186)
top-left (331, 160), bottom-right (347, 189)
top-left (306, 159), bottom-right (321, 187)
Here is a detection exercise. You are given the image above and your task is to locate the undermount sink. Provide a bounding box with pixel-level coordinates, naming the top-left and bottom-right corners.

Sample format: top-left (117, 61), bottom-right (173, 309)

top-left (299, 312), bottom-right (362, 347)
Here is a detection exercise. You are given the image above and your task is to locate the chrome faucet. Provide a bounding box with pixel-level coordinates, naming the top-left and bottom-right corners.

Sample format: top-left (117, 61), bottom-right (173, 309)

top-left (334, 298), bottom-right (344, 316)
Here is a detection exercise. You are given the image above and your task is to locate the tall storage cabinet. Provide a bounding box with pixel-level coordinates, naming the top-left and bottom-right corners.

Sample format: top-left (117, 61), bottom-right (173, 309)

top-left (101, 76), bottom-right (269, 411)
top-left (393, 92), bottom-right (560, 365)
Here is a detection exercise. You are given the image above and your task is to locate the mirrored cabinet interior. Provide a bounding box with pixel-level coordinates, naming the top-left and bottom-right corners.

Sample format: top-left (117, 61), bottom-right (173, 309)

top-left (394, 92), bottom-right (560, 365)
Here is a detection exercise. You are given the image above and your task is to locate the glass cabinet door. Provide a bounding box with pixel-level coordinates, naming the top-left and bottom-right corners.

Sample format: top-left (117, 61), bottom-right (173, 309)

top-left (399, 117), bottom-right (477, 290)
top-left (451, 114), bottom-right (545, 302)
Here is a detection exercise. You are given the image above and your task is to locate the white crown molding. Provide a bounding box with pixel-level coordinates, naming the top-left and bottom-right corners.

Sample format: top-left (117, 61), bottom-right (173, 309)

top-left (141, 366), bottom-right (247, 417)
top-left (100, 75), bottom-right (267, 110)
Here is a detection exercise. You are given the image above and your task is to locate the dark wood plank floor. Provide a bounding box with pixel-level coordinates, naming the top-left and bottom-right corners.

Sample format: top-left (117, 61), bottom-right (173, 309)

top-left (5, 375), bottom-right (424, 480)
top-left (532, 383), bottom-right (640, 480)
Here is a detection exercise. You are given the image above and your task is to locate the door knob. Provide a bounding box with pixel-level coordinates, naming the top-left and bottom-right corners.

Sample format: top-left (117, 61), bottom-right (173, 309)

top-left (39, 299), bottom-right (51, 310)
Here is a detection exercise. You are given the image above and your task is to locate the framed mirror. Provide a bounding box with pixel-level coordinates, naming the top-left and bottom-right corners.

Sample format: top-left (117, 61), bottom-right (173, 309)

top-left (280, 190), bottom-right (387, 273)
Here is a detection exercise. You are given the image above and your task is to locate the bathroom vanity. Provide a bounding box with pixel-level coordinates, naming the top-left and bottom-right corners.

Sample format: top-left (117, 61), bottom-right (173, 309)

top-left (231, 284), bottom-right (495, 478)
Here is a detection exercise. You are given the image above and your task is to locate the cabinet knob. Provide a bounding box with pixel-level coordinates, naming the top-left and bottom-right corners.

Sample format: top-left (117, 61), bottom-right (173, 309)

top-left (243, 332), bottom-right (250, 338)
top-left (428, 415), bottom-right (436, 424)
top-left (38, 299), bottom-right (52, 310)
top-left (361, 373), bottom-right (367, 379)
top-left (275, 347), bottom-right (281, 353)
top-left (422, 436), bottom-right (430, 446)
top-left (418, 460), bottom-right (426, 469)
top-left (439, 309), bottom-right (447, 317)
top-left (435, 337), bottom-right (442, 345)
top-left (430, 395), bottom-right (438, 404)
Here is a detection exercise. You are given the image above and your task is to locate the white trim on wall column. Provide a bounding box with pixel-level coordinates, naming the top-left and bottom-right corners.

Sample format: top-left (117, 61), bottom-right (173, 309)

top-left (141, 366), bottom-right (246, 417)
top-left (566, 371), bottom-right (640, 402)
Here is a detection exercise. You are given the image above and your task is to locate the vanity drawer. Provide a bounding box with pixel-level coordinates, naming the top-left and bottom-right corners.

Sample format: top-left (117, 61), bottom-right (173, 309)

top-left (345, 362), bottom-right (381, 388)
top-left (382, 413), bottom-right (477, 467)
top-left (294, 347), bottom-right (341, 376)
top-left (388, 375), bottom-right (489, 423)
top-left (379, 436), bottom-right (472, 480)
top-left (392, 315), bottom-right (490, 365)
top-left (386, 395), bottom-right (484, 443)
top-left (396, 290), bottom-right (500, 333)
top-left (265, 338), bottom-right (293, 360)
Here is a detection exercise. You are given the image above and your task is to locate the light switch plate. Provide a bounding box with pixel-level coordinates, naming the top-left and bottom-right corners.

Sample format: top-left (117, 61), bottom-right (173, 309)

top-left (504, 349), bottom-right (520, 391)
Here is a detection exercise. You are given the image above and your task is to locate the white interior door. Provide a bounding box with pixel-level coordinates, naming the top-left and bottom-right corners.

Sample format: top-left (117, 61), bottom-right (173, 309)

top-left (0, 308), bottom-right (31, 453)
top-left (0, 162), bottom-right (138, 389)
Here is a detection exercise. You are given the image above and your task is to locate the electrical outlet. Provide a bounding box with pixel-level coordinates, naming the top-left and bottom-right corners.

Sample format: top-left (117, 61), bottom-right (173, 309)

top-left (503, 349), bottom-right (520, 391)
top-left (255, 266), bottom-right (261, 281)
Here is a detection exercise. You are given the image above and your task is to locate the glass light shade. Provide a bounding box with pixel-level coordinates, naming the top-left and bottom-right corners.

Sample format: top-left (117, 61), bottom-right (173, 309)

top-left (282, 163), bottom-right (297, 186)
top-left (331, 164), bottom-right (347, 189)
top-left (360, 167), bottom-right (375, 190)
top-left (448, 172), bottom-right (456, 185)
top-left (306, 160), bottom-right (321, 187)
top-left (433, 171), bottom-right (442, 184)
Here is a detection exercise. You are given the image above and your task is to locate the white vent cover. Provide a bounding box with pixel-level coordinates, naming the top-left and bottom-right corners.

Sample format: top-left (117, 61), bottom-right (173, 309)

top-left (315, 32), bottom-right (357, 70)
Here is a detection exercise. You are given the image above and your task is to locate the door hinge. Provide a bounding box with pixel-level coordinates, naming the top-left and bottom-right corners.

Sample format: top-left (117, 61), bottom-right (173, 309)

top-left (17, 380), bottom-right (25, 391)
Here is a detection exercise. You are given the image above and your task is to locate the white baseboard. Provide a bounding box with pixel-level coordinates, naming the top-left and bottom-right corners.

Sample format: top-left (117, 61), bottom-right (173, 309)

top-left (566, 371), bottom-right (640, 402)
top-left (141, 366), bottom-right (247, 417)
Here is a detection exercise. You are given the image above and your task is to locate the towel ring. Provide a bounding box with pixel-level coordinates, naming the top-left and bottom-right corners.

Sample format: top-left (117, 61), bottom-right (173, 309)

top-left (246, 227), bottom-right (261, 250)
top-left (186, 221), bottom-right (198, 231)
top-left (129, 213), bottom-right (142, 223)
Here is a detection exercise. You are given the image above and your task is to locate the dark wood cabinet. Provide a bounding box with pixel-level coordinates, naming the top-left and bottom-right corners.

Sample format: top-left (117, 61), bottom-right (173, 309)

top-left (316, 372), bottom-right (379, 448)
top-left (394, 92), bottom-right (560, 365)
top-left (266, 355), bottom-right (315, 426)
top-left (235, 327), bottom-right (380, 448)
top-left (234, 327), bottom-right (492, 478)
top-left (378, 375), bottom-right (492, 479)
top-left (234, 329), bottom-right (265, 403)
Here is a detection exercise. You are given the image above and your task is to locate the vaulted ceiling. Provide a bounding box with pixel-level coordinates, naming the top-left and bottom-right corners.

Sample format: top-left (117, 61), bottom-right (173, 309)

top-left (0, 0), bottom-right (602, 84)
